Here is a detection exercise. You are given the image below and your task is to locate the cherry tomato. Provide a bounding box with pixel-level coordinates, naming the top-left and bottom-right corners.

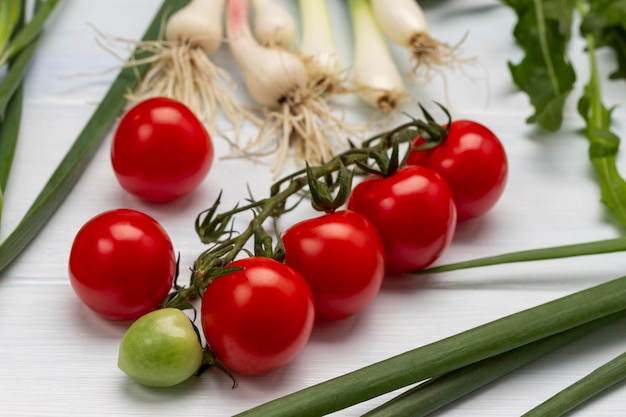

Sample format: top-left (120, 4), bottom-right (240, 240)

top-left (282, 210), bottom-right (385, 321)
top-left (347, 165), bottom-right (456, 274)
top-left (407, 120), bottom-right (508, 222)
top-left (68, 209), bottom-right (176, 320)
top-left (111, 97), bottom-right (214, 203)
top-left (118, 308), bottom-right (203, 387)
top-left (200, 257), bottom-right (315, 376)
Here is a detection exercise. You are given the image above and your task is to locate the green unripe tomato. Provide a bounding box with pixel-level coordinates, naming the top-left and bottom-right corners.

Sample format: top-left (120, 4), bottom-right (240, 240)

top-left (118, 308), bottom-right (203, 387)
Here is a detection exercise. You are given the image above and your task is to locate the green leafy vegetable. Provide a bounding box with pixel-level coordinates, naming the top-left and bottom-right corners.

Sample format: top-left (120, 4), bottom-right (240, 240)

top-left (503, 0), bottom-right (577, 131)
top-left (580, 0), bottom-right (626, 80)
top-left (502, 0), bottom-right (626, 227)
top-left (577, 25), bottom-right (626, 225)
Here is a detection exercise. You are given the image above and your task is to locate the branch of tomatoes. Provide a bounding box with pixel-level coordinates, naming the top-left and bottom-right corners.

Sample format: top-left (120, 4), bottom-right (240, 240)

top-left (173, 113), bottom-right (424, 297)
top-left (136, 97), bottom-right (508, 384)
top-left (155, 106), bottom-right (449, 372)
top-left (99, 93), bottom-right (508, 386)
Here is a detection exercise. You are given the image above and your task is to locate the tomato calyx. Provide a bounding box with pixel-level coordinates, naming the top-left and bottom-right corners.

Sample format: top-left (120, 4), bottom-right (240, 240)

top-left (163, 263), bottom-right (244, 310)
top-left (351, 104), bottom-right (453, 179)
top-left (353, 139), bottom-right (403, 178)
top-left (195, 190), bottom-right (235, 244)
top-left (252, 218), bottom-right (286, 260)
top-left (409, 103), bottom-right (453, 152)
top-left (197, 345), bottom-right (238, 388)
top-left (306, 161), bottom-right (354, 213)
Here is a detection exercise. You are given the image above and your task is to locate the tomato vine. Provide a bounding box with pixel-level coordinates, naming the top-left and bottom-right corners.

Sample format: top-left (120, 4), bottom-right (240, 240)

top-left (160, 110), bottom-right (438, 312)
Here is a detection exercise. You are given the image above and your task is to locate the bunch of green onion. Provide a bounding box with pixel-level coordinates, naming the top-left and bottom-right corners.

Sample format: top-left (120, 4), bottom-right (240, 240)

top-left (0, 0), bottom-right (59, 225)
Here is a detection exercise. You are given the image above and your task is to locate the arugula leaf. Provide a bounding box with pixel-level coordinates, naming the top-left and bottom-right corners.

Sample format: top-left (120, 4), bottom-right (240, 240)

top-left (580, 0), bottom-right (626, 80)
top-left (577, 26), bottom-right (626, 225)
top-left (502, 0), bottom-right (577, 131)
top-left (502, 0), bottom-right (626, 226)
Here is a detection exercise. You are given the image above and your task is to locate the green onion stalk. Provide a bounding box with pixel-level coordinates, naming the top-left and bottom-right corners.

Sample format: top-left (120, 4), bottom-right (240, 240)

top-left (362, 312), bottom-right (626, 417)
top-left (0, 0), bottom-right (21, 58)
top-left (0, 0), bottom-right (43, 226)
top-left (522, 350), bottom-right (626, 417)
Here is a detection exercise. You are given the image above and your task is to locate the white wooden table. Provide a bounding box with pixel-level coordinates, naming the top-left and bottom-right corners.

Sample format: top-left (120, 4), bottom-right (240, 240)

top-left (1, 1), bottom-right (625, 416)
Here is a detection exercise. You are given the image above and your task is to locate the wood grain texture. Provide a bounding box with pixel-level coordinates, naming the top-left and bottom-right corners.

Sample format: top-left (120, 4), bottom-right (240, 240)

top-left (1, 1), bottom-right (625, 416)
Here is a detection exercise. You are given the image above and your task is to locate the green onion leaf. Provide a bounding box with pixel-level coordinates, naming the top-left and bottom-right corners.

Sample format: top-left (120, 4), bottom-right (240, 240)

top-left (0, 0), bottom-right (26, 225)
top-left (522, 350), bottom-right (626, 417)
top-left (0, 32), bottom-right (38, 119)
top-left (361, 312), bottom-right (626, 417)
top-left (0, 0), bottom-right (21, 55)
top-left (235, 274), bottom-right (626, 417)
top-left (0, 0), bottom-right (190, 273)
top-left (0, 0), bottom-right (59, 68)
top-left (0, 83), bottom-right (23, 226)
top-left (415, 236), bottom-right (626, 275)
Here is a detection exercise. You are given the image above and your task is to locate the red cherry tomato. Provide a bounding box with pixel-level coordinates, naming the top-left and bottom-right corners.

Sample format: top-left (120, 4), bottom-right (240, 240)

top-left (68, 209), bottom-right (176, 320)
top-left (111, 97), bottom-right (214, 203)
top-left (200, 257), bottom-right (315, 376)
top-left (407, 120), bottom-right (508, 222)
top-left (282, 210), bottom-right (385, 321)
top-left (347, 165), bottom-right (456, 274)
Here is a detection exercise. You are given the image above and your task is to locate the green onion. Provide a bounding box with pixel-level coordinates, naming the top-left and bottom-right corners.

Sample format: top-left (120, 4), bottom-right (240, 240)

top-left (0, 0), bottom-right (190, 273)
top-left (0, 83), bottom-right (23, 226)
top-left (362, 312), bottom-right (626, 417)
top-left (0, 0), bottom-right (21, 56)
top-left (0, 33), bottom-right (38, 118)
top-left (0, 0), bottom-right (53, 121)
top-left (0, 0), bottom-right (26, 225)
top-left (0, 0), bottom-right (59, 68)
top-left (522, 350), bottom-right (626, 417)
top-left (347, 0), bottom-right (407, 112)
top-left (235, 274), bottom-right (626, 417)
top-left (297, 0), bottom-right (344, 93)
top-left (415, 236), bottom-right (626, 275)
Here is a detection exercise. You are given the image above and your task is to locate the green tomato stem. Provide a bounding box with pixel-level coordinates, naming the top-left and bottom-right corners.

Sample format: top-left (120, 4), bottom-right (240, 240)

top-left (190, 120), bottom-right (422, 282)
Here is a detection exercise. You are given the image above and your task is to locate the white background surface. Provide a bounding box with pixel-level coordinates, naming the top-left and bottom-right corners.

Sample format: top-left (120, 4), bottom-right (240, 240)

top-left (1, 0), bottom-right (626, 416)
